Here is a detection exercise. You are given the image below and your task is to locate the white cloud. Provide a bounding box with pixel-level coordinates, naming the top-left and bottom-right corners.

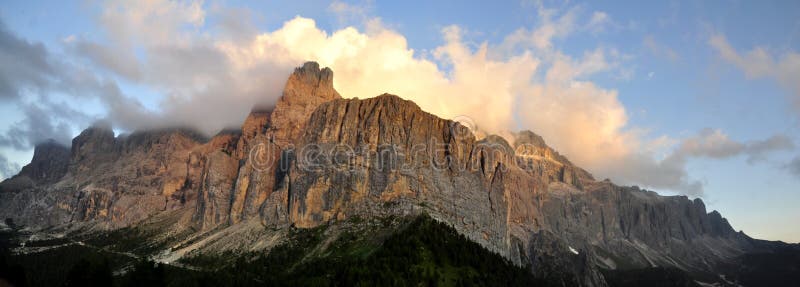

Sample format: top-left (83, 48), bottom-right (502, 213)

top-left (328, 0), bottom-right (373, 25)
top-left (584, 10), bottom-right (638, 35)
top-left (600, 129), bottom-right (793, 197)
top-left (99, 0), bottom-right (206, 46)
top-left (0, 153), bottom-right (20, 181)
top-left (669, 129), bottom-right (793, 163)
top-left (62, 35), bottom-right (76, 44)
top-left (587, 11), bottom-right (611, 33)
top-left (709, 34), bottom-right (800, 112)
top-left (499, 4), bottom-right (579, 52)
top-left (644, 35), bottom-right (679, 61)
top-left (545, 48), bottom-right (613, 83)
top-left (68, 0), bottom-right (292, 134)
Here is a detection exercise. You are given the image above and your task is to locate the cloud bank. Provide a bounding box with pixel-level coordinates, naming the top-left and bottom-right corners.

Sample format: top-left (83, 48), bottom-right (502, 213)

top-left (0, 1), bottom-right (794, 196)
top-left (0, 153), bottom-right (19, 181)
top-left (0, 19), bottom-right (97, 148)
top-left (709, 34), bottom-right (800, 112)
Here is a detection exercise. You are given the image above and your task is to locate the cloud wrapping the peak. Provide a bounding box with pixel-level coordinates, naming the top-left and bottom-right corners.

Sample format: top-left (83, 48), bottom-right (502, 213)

top-left (70, 0), bottom-right (294, 134)
top-left (0, 18), bottom-right (106, 148)
top-left (218, 10), bottom-right (700, 194)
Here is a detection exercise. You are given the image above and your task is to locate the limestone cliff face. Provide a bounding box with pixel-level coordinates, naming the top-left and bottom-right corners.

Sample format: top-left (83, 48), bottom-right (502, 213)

top-left (259, 90), bottom-right (750, 286)
top-left (195, 150), bottom-right (239, 229)
top-left (0, 127), bottom-right (207, 228)
top-left (524, 181), bottom-right (750, 284)
top-left (0, 62), bottom-right (761, 286)
top-left (192, 61), bottom-right (341, 229)
top-left (276, 94), bottom-right (508, 257)
top-left (228, 111), bottom-right (270, 225)
top-left (235, 110), bottom-right (270, 158)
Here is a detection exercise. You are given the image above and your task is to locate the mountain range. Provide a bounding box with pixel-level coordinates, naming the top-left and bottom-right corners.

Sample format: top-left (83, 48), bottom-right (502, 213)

top-left (1, 62), bottom-right (797, 287)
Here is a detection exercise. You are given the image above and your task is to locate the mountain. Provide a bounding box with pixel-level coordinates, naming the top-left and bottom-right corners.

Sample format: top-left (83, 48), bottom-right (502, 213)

top-left (1, 62), bottom-right (797, 286)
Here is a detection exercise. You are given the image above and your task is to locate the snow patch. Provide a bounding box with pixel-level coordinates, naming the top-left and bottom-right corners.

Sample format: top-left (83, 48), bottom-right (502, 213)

top-left (569, 246), bottom-right (579, 255)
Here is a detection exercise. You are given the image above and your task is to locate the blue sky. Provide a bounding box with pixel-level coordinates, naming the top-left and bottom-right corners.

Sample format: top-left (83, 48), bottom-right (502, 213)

top-left (0, 0), bottom-right (798, 242)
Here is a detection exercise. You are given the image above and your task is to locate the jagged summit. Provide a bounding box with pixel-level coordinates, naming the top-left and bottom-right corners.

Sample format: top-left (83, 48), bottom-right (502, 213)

top-left (284, 61), bottom-right (339, 102)
top-left (291, 61), bottom-right (336, 89)
top-left (1, 140), bottom-right (70, 189)
top-left (268, 61), bottom-right (342, 145)
top-left (24, 140), bottom-right (70, 182)
top-left (514, 130), bottom-right (576, 166)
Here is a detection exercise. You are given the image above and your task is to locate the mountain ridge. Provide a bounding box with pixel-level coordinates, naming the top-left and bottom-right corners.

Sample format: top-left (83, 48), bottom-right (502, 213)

top-left (0, 61), bottom-right (780, 286)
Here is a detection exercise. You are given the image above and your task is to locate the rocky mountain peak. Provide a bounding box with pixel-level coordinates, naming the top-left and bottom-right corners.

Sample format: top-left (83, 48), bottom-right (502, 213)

top-left (707, 209), bottom-right (737, 237)
top-left (24, 140), bottom-right (70, 181)
top-left (2, 140), bottom-right (70, 188)
top-left (283, 61), bottom-right (340, 103)
top-left (514, 130), bottom-right (548, 149)
top-left (32, 139), bottom-right (69, 157)
top-left (512, 130), bottom-right (595, 185)
top-left (270, 61), bottom-right (342, 145)
top-left (70, 123), bottom-right (116, 170)
top-left (292, 62), bottom-right (335, 90)
top-left (71, 122), bottom-right (114, 147)
top-left (513, 130), bottom-right (571, 164)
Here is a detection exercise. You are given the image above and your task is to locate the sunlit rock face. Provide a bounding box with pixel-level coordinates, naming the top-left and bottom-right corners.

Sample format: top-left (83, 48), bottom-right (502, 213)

top-left (280, 93), bottom-right (509, 254)
top-left (265, 87), bottom-right (750, 286)
top-left (0, 62), bottom-right (757, 286)
top-left (270, 61), bottom-right (342, 146)
top-left (218, 61), bottom-right (343, 228)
